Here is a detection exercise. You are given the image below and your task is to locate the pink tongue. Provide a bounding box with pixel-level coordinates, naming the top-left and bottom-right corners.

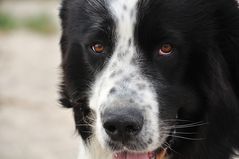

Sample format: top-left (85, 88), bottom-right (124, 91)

top-left (114, 152), bottom-right (151, 159)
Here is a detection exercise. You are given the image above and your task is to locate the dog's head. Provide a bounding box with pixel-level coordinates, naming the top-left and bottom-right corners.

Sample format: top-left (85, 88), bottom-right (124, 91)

top-left (60, 0), bottom-right (239, 158)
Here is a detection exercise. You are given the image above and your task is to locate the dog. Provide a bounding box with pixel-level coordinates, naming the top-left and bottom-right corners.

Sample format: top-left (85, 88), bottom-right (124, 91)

top-left (59, 0), bottom-right (239, 158)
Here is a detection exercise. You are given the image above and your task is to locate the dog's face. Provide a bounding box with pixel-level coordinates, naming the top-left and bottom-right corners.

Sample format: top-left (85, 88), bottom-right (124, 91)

top-left (60, 0), bottom-right (227, 157)
top-left (87, 0), bottom-right (204, 153)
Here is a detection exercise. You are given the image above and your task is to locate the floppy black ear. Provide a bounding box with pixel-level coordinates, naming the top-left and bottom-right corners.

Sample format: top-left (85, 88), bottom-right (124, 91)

top-left (59, 2), bottom-right (72, 108)
top-left (59, 82), bottom-right (73, 108)
top-left (214, 0), bottom-right (239, 97)
top-left (192, 45), bottom-right (239, 153)
top-left (59, 0), bottom-right (89, 109)
top-left (198, 2), bottom-right (239, 150)
top-left (59, 0), bottom-right (69, 60)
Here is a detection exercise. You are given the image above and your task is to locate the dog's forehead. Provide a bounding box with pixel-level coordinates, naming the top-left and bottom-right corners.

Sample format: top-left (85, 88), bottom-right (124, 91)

top-left (107, 0), bottom-right (139, 14)
top-left (107, 0), bottom-right (139, 34)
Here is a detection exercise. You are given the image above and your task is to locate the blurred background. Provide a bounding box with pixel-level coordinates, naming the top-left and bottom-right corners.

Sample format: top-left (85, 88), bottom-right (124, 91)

top-left (0, 0), bottom-right (78, 159)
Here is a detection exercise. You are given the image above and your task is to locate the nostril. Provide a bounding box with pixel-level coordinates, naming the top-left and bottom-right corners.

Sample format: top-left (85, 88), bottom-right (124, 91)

top-left (107, 125), bottom-right (116, 132)
top-left (103, 123), bottom-right (118, 135)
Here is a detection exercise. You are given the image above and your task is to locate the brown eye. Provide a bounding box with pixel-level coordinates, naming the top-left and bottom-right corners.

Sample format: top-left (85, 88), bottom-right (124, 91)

top-left (159, 43), bottom-right (174, 55)
top-left (91, 43), bottom-right (105, 54)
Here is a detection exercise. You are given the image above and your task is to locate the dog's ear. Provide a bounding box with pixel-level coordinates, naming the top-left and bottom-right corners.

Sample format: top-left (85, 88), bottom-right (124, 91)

top-left (59, 82), bottom-right (73, 108)
top-left (59, 0), bottom-right (75, 109)
top-left (59, 7), bottom-right (71, 108)
top-left (59, 0), bottom-right (70, 60)
top-left (214, 1), bottom-right (239, 97)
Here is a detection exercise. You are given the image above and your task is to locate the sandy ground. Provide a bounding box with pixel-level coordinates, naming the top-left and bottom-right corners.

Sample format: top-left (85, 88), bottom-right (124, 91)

top-left (0, 1), bottom-right (81, 154)
top-left (0, 30), bottom-right (79, 159)
top-left (0, 1), bottom-right (79, 159)
top-left (0, 31), bottom-right (79, 159)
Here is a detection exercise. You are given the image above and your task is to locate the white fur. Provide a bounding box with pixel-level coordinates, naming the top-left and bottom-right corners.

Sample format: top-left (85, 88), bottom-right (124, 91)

top-left (232, 150), bottom-right (239, 159)
top-left (82, 0), bottom-right (167, 158)
top-left (78, 137), bottom-right (112, 159)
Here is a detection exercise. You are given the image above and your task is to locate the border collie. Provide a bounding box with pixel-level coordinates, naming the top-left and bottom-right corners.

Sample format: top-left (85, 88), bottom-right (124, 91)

top-left (59, 0), bottom-right (239, 158)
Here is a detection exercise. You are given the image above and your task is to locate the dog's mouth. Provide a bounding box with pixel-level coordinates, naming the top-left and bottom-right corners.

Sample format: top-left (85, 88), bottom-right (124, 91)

top-left (113, 149), bottom-right (167, 159)
top-left (110, 127), bottom-right (175, 159)
top-left (113, 151), bottom-right (154, 159)
top-left (112, 136), bottom-right (174, 159)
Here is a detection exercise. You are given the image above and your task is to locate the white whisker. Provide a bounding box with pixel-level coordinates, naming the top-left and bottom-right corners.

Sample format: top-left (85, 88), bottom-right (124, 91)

top-left (167, 135), bottom-right (205, 141)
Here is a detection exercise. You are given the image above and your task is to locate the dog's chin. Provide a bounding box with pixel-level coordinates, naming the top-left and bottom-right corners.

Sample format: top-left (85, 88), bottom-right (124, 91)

top-left (106, 137), bottom-right (171, 159)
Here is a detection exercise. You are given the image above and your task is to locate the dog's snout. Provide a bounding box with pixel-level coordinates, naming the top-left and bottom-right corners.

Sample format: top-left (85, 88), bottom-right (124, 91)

top-left (102, 107), bottom-right (144, 142)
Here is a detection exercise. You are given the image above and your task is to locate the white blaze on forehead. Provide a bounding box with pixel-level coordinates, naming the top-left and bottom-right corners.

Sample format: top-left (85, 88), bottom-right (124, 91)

top-left (90, 0), bottom-right (142, 110)
top-left (89, 0), bottom-right (162, 152)
top-left (108, 0), bottom-right (139, 62)
top-left (89, 0), bottom-right (160, 118)
top-left (109, 0), bottom-right (138, 37)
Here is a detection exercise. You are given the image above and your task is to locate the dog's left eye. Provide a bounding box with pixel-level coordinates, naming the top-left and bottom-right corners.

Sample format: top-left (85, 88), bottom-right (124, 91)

top-left (159, 43), bottom-right (174, 56)
top-left (91, 43), bottom-right (105, 54)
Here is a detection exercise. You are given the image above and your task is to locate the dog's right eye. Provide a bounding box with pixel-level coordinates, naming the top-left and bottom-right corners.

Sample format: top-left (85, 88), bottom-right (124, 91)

top-left (91, 43), bottom-right (105, 54)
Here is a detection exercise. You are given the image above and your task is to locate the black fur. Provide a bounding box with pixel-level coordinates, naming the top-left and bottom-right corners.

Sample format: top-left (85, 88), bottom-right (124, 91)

top-left (59, 0), bottom-right (239, 158)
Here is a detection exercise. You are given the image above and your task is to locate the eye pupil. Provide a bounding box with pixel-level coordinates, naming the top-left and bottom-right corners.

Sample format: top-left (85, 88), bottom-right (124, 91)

top-left (92, 43), bottom-right (105, 53)
top-left (160, 44), bottom-right (173, 55)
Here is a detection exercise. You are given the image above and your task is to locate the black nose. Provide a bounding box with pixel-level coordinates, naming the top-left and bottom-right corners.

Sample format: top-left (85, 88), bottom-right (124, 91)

top-left (102, 107), bottom-right (144, 142)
